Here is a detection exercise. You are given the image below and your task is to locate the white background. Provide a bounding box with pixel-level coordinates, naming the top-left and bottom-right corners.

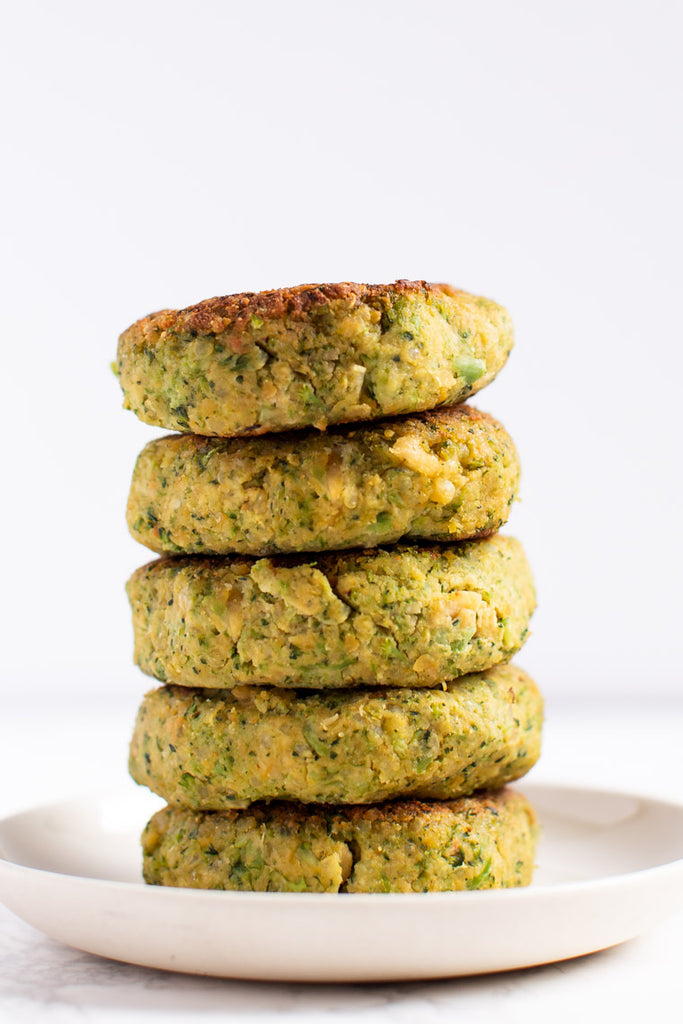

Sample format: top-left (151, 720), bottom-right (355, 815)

top-left (2, 0), bottom-right (682, 704)
top-left (1, 3), bottom-right (683, 1018)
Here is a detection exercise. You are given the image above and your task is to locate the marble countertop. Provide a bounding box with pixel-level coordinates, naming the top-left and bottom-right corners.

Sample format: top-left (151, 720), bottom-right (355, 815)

top-left (1, 692), bottom-right (682, 1022)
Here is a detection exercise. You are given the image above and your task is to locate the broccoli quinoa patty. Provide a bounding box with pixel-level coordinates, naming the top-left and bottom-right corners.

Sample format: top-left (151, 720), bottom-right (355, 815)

top-left (141, 788), bottom-right (538, 892)
top-left (129, 663), bottom-right (542, 809)
top-left (127, 536), bottom-right (535, 690)
top-left (116, 281), bottom-right (513, 437)
top-left (127, 405), bottom-right (519, 557)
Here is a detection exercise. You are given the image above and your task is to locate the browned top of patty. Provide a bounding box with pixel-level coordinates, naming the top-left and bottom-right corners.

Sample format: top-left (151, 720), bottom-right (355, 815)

top-left (125, 280), bottom-right (462, 339)
top-left (164, 791), bottom-right (522, 832)
top-left (130, 528), bottom-right (521, 579)
top-left (136, 402), bottom-right (496, 457)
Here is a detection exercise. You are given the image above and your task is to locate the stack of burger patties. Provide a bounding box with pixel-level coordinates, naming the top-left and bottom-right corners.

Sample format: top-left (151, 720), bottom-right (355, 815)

top-left (117, 281), bottom-right (542, 894)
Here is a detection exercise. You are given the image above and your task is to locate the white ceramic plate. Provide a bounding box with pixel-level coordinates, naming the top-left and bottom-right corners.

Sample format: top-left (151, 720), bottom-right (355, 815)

top-left (0, 782), bottom-right (682, 982)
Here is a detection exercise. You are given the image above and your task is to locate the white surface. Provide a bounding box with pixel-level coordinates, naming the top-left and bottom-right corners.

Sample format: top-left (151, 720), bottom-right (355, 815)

top-left (1, 698), bottom-right (683, 1019)
top-left (2, 782), bottom-right (681, 983)
top-left (1, 0), bottom-right (683, 700)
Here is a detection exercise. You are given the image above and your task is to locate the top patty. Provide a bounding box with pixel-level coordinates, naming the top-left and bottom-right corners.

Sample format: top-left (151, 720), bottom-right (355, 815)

top-left (116, 281), bottom-right (513, 437)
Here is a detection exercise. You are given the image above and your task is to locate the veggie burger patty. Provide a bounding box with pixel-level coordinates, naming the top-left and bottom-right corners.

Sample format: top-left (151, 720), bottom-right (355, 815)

top-left (129, 663), bottom-right (542, 808)
top-left (141, 788), bottom-right (538, 892)
top-left (116, 281), bottom-right (513, 437)
top-left (127, 535), bottom-right (535, 690)
top-left (127, 404), bottom-right (519, 557)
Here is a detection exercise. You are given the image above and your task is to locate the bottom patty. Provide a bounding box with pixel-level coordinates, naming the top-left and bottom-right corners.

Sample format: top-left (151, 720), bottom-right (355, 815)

top-left (141, 788), bottom-right (538, 893)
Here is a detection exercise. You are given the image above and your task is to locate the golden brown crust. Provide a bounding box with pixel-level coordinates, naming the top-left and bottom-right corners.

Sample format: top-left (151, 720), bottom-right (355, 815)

top-left (132, 534), bottom-right (505, 576)
top-left (170, 790), bottom-right (523, 830)
top-left (354, 402), bottom-right (493, 436)
top-left (340, 790), bottom-right (523, 825)
top-left (138, 403), bottom-right (499, 455)
top-left (126, 281), bottom-right (461, 338)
